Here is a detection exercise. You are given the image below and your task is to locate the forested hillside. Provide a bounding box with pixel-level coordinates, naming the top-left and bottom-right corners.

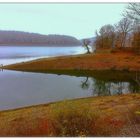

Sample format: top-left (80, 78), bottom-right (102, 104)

top-left (0, 30), bottom-right (81, 46)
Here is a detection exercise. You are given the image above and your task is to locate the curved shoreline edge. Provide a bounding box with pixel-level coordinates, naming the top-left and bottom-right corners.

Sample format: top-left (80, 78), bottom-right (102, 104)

top-left (2, 52), bottom-right (140, 72)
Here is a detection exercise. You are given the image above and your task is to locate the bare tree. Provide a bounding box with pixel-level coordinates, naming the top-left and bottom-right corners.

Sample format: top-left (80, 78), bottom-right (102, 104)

top-left (95, 24), bottom-right (115, 49)
top-left (83, 39), bottom-right (91, 53)
top-left (131, 25), bottom-right (140, 53)
top-left (115, 18), bottom-right (133, 48)
top-left (123, 3), bottom-right (140, 51)
top-left (124, 3), bottom-right (140, 24)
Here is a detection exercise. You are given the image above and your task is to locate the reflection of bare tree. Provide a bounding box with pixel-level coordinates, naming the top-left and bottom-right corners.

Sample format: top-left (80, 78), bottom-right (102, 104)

top-left (129, 82), bottom-right (140, 93)
top-left (92, 73), bottom-right (140, 96)
top-left (117, 82), bottom-right (124, 95)
top-left (92, 80), bottom-right (131, 96)
top-left (129, 72), bottom-right (140, 93)
top-left (135, 72), bottom-right (140, 86)
top-left (92, 79), bottom-right (112, 96)
top-left (80, 77), bottom-right (90, 90)
top-left (79, 72), bottom-right (140, 96)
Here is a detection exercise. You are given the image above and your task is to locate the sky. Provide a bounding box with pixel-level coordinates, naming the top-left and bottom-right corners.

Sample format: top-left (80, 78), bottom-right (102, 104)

top-left (0, 3), bottom-right (127, 39)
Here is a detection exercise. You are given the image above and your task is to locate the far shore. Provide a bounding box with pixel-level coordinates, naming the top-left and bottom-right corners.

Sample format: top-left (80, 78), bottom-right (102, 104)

top-left (0, 44), bottom-right (81, 47)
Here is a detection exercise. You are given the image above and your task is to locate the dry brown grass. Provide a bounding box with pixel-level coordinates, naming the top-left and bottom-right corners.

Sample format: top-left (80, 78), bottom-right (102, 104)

top-left (3, 49), bottom-right (140, 72)
top-left (0, 94), bottom-right (140, 136)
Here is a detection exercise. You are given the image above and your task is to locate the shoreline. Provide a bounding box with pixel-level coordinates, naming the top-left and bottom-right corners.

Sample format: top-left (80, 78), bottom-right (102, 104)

top-left (0, 93), bottom-right (117, 113)
top-left (0, 50), bottom-right (140, 136)
top-left (3, 51), bottom-right (140, 72)
top-left (0, 93), bottom-right (140, 136)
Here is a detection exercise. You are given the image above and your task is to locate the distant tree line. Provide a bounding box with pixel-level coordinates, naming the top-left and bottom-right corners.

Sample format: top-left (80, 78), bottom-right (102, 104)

top-left (94, 3), bottom-right (140, 54)
top-left (0, 31), bottom-right (81, 46)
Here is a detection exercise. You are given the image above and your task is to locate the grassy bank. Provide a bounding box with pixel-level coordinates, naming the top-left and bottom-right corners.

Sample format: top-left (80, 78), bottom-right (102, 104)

top-left (0, 93), bottom-right (140, 136)
top-left (3, 50), bottom-right (140, 72)
top-left (1, 49), bottom-right (140, 137)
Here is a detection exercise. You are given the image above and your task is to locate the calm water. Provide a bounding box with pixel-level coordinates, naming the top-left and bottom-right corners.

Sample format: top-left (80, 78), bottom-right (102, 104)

top-left (0, 46), bottom-right (139, 111)
top-left (0, 46), bottom-right (87, 65)
top-left (0, 70), bottom-right (139, 111)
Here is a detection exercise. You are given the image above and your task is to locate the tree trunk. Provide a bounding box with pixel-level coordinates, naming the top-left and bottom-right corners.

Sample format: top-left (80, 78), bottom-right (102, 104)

top-left (85, 45), bottom-right (90, 53)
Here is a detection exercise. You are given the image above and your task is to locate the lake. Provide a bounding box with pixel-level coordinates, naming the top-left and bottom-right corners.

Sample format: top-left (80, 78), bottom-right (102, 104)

top-left (0, 46), bottom-right (87, 65)
top-left (0, 46), bottom-right (139, 111)
top-left (0, 69), bottom-right (139, 111)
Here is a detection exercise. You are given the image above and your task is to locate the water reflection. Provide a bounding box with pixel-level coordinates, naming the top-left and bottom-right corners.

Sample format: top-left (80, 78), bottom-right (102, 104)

top-left (0, 69), bottom-right (139, 110)
top-left (80, 72), bottom-right (140, 96)
top-left (80, 77), bottom-right (90, 90)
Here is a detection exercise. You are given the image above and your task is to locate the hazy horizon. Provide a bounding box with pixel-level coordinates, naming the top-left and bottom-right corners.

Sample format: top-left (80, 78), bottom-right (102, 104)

top-left (0, 3), bottom-right (127, 39)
